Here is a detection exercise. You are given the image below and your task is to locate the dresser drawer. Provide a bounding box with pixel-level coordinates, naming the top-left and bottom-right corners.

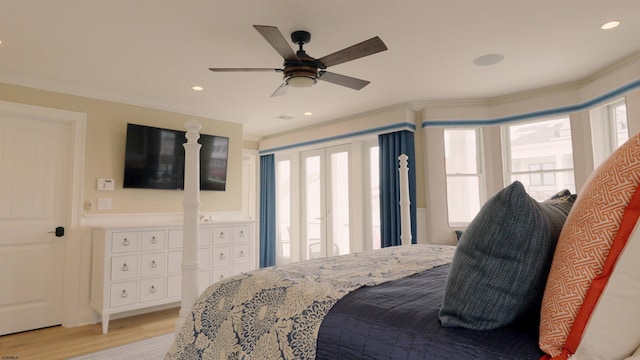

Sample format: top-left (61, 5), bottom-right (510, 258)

top-left (233, 226), bottom-right (250, 242)
top-left (111, 232), bottom-right (139, 253)
top-left (199, 270), bottom-right (211, 293)
top-left (141, 230), bottom-right (165, 251)
top-left (167, 274), bottom-right (181, 298)
top-left (167, 229), bottom-right (209, 248)
top-left (211, 228), bottom-right (231, 244)
top-left (199, 248), bottom-right (211, 268)
top-left (212, 267), bottom-right (232, 283)
top-left (211, 245), bottom-right (232, 266)
top-left (110, 281), bottom-right (137, 307)
top-left (167, 251), bottom-right (182, 273)
top-left (168, 229), bottom-right (183, 249)
top-left (111, 255), bottom-right (139, 280)
top-left (140, 252), bottom-right (165, 276)
top-left (199, 228), bottom-right (210, 246)
top-left (167, 248), bottom-right (210, 273)
top-left (233, 244), bottom-right (250, 264)
top-left (140, 277), bottom-right (164, 302)
top-left (233, 263), bottom-right (251, 276)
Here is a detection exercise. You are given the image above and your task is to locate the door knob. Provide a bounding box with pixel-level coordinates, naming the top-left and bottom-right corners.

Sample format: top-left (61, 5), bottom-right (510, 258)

top-left (49, 226), bottom-right (65, 237)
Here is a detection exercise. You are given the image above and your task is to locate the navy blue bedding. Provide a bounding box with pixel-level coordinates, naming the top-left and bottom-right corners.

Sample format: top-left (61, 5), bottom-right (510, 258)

top-left (316, 264), bottom-right (544, 360)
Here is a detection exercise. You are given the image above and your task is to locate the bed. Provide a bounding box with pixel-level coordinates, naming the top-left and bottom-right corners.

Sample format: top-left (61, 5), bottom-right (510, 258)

top-left (168, 123), bottom-right (640, 359)
top-left (165, 244), bottom-right (545, 359)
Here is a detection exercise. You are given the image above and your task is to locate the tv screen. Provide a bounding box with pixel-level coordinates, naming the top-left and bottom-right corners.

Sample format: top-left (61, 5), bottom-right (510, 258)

top-left (123, 123), bottom-right (229, 191)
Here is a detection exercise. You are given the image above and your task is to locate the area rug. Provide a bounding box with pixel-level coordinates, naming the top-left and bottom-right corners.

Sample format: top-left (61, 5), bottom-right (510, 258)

top-left (69, 333), bottom-right (174, 360)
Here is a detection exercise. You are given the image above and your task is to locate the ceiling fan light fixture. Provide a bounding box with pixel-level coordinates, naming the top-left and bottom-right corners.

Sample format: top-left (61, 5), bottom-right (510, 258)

top-left (601, 20), bottom-right (621, 30)
top-left (286, 76), bottom-right (316, 88)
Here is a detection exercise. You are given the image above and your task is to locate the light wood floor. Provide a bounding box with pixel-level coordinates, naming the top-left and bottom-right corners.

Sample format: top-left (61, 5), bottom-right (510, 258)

top-left (0, 307), bottom-right (179, 360)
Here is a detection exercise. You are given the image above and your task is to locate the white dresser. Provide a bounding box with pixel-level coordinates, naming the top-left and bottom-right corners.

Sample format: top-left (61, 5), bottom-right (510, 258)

top-left (91, 221), bottom-right (256, 334)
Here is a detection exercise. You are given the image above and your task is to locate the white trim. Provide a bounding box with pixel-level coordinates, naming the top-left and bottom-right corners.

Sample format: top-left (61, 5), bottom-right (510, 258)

top-left (81, 211), bottom-right (249, 227)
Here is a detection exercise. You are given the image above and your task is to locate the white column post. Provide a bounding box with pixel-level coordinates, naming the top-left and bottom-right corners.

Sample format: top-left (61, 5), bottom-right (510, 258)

top-left (176, 120), bottom-right (202, 333)
top-left (398, 154), bottom-right (412, 246)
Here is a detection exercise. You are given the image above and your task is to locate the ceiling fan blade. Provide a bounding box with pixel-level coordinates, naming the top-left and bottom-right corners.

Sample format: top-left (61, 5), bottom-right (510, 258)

top-left (253, 25), bottom-right (299, 61)
top-left (209, 68), bottom-right (281, 72)
top-left (318, 71), bottom-right (370, 90)
top-left (271, 83), bottom-right (290, 97)
top-left (317, 36), bottom-right (387, 68)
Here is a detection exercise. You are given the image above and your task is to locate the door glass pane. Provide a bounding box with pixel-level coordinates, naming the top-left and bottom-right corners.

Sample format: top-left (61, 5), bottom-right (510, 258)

top-left (276, 160), bottom-right (291, 264)
top-left (614, 103), bottom-right (629, 147)
top-left (330, 151), bottom-right (349, 256)
top-left (370, 147), bottom-right (381, 250)
top-left (304, 156), bottom-right (322, 259)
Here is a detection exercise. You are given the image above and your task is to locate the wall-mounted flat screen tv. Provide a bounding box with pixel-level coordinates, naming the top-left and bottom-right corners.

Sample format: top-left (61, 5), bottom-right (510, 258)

top-left (123, 123), bottom-right (229, 191)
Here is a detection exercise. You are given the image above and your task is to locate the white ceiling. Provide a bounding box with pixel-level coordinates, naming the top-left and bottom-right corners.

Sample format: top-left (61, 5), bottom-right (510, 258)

top-left (1, 0), bottom-right (639, 140)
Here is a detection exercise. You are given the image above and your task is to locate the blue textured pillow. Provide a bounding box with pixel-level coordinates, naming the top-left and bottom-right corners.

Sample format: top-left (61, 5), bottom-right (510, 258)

top-left (439, 181), bottom-right (575, 330)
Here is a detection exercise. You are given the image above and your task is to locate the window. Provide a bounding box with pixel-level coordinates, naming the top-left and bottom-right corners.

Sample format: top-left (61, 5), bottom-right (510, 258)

top-left (444, 128), bottom-right (483, 225)
top-left (612, 100), bottom-right (629, 148)
top-left (275, 158), bottom-right (291, 264)
top-left (504, 117), bottom-right (575, 201)
top-left (528, 163), bottom-right (555, 186)
top-left (590, 98), bottom-right (629, 167)
top-left (368, 145), bottom-right (381, 250)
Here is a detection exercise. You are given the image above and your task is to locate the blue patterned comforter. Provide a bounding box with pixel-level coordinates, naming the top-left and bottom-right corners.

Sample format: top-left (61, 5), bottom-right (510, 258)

top-left (165, 244), bottom-right (455, 360)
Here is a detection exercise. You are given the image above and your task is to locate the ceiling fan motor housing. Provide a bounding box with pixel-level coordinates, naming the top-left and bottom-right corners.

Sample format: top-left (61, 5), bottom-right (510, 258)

top-left (283, 55), bottom-right (319, 86)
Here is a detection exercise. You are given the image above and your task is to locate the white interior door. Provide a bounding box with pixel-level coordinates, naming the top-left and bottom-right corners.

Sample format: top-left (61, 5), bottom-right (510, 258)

top-left (0, 110), bottom-right (71, 335)
top-left (301, 145), bottom-right (350, 260)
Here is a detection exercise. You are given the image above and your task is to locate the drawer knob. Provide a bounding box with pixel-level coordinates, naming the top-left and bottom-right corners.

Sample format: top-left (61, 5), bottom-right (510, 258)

top-left (150, 285), bottom-right (157, 293)
top-left (218, 232), bottom-right (225, 239)
top-left (121, 290), bottom-right (128, 298)
top-left (151, 260), bottom-right (157, 268)
top-left (219, 253), bottom-right (225, 260)
top-left (123, 238), bottom-right (130, 246)
top-left (219, 274), bottom-right (225, 280)
top-left (121, 263), bottom-right (129, 271)
top-left (239, 230), bottom-right (245, 237)
top-left (239, 250), bottom-right (245, 257)
top-left (151, 236), bottom-right (158, 244)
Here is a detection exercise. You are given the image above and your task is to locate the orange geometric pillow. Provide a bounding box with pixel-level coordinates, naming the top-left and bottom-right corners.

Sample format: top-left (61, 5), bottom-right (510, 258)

top-left (539, 132), bottom-right (640, 358)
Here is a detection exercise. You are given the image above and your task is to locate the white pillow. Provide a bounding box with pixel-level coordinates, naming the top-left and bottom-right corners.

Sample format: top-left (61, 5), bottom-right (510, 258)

top-left (572, 217), bottom-right (640, 359)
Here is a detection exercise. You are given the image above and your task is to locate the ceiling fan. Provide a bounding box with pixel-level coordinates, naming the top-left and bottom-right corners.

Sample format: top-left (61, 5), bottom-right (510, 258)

top-left (209, 25), bottom-right (388, 97)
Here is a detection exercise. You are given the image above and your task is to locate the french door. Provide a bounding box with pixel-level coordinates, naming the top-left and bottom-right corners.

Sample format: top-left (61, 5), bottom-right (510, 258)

top-left (301, 145), bottom-right (350, 260)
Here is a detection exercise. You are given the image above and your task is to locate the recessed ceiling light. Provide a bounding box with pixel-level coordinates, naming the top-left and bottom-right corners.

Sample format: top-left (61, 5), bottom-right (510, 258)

top-left (601, 20), bottom-right (621, 30)
top-left (473, 53), bottom-right (504, 66)
top-left (303, 112), bottom-right (313, 116)
top-left (191, 85), bottom-right (204, 91)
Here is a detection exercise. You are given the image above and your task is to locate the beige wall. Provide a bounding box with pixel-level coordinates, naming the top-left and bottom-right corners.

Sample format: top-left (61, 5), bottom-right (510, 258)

top-left (0, 82), bottom-right (243, 214)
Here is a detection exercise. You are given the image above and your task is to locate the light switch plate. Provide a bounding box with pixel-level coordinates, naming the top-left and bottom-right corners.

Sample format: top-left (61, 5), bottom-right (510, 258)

top-left (97, 178), bottom-right (115, 191)
top-left (97, 198), bottom-right (112, 210)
